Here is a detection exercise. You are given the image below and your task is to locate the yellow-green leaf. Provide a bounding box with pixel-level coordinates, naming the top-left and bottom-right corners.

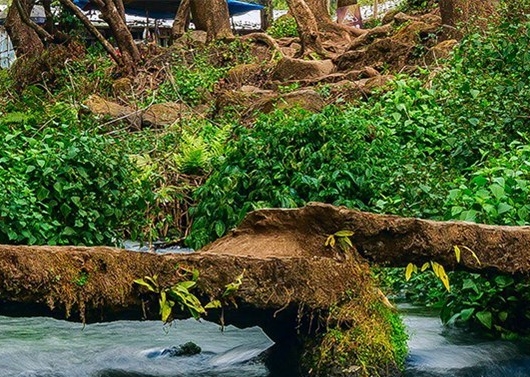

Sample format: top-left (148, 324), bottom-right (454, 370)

top-left (342, 237), bottom-right (353, 248)
top-left (334, 230), bottom-right (354, 237)
top-left (325, 235), bottom-right (335, 247)
top-left (205, 300), bottom-right (222, 309)
top-left (421, 262), bottom-right (430, 272)
top-left (454, 245), bottom-right (461, 263)
top-left (133, 278), bottom-right (157, 293)
top-left (463, 246), bottom-right (481, 265)
top-left (405, 263), bottom-right (416, 281)
top-left (437, 264), bottom-right (450, 292)
top-left (431, 261), bottom-right (440, 278)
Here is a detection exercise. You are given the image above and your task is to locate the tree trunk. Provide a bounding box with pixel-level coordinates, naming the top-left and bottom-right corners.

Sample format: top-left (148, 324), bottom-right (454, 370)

top-left (171, 0), bottom-right (191, 42)
top-left (285, 0), bottom-right (328, 57)
top-left (439, 0), bottom-right (499, 37)
top-left (190, 0), bottom-right (234, 42)
top-left (92, 0), bottom-right (141, 72)
top-left (58, 0), bottom-right (123, 65)
top-left (42, 0), bottom-right (54, 35)
top-left (5, 0), bottom-right (44, 58)
top-left (259, 0), bottom-right (273, 31)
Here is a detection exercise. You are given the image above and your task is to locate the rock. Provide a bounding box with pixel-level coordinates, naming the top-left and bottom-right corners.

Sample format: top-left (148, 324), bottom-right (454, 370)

top-left (393, 12), bottom-right (419, 25)
top-left (336, 37), bottom-right (412, 72)
top-left (381, 9), bottom-right (400, 25)
top-left (83, 94), bottom-right (140, 129)
top-left (362, 66), bottom-right (380, 78)
top-left (272, 57), bottom-right (335, 81)
top-left (172, 30), bottom-right (208, 47)
top-left (142, 102), bottom-right (192, 128)
top-left (240, 85), bottom-right (273, 94)
top-left (420, 13), bottom-right (442, 25)
top-left (392, 21), bottom-right (440, 45)
top-left (226, 63), bottom-right (263, 87)
top-left (249, 89), bottom-right (326, 115)
top-left (426, 39), bottom-right (458, 64)
top-left (112, 78), bottom-right (133, 97)
top-left (161, 342), bottom-right (202, 357)
top-left (362, 75), bottom-right (395, 94)
top-left (328, 80), bottom-right (365, 104)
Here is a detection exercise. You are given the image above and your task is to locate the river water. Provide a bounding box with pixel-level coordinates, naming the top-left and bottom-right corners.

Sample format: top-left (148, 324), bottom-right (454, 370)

top-left (404, 306), bottom-right (530, 377)
top-left (2, 307), bottom-right (530, 377)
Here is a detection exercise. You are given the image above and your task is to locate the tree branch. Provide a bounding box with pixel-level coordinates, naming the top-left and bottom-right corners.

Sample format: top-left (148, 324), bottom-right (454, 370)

top-left (14, 0), bottom-right (54, 42)
top-left (58, 0), bottom-right (123, 65)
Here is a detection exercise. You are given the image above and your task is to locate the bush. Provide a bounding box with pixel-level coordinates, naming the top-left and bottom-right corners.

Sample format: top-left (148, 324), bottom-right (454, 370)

top-left (0, 108), bottom-right (149, 246)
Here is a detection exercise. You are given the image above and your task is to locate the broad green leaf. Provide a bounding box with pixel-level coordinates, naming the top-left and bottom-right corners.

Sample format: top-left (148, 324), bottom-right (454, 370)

top-left (178, 280), bottom-right (196, 290)
top-left (489, 184), bottom-right (505, 199)
top-left (460, 308), bottom-right (475, 321)
top-left (498, 311), bottom-right (508, 322)
top-left (214, 221), bottom-right (226, 237)
top-left (494, 275), bottom-right (514, 288)
top-left (476, 310), bottom-right (493, 329)
top-left (497, 202), bottom-right (513, 215)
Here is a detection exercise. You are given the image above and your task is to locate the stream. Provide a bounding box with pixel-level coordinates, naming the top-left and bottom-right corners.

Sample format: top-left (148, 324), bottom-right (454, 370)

top-left (2, 306), bottom-right (530, 377)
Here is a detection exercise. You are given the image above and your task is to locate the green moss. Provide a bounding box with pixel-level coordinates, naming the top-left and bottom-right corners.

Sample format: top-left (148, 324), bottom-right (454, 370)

top-left (302, 278), bottom-right (408, 377)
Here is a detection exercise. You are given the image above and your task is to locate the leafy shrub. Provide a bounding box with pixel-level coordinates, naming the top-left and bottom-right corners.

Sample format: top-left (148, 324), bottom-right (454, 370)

top-left (267, 14), bottom-right (298, 38)
top-left (0, 108), bottom-right (149, 245)
top-left (441, 272), bottom-right (530, 339)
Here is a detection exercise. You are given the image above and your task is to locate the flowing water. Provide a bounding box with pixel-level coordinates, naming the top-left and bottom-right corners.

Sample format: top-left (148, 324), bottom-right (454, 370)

top-left (404, 305), bottom-right (530, 377)
top-left (0, 316), bottom-right (274, 377)
top-left (3, 306), bottom-right (530, 376)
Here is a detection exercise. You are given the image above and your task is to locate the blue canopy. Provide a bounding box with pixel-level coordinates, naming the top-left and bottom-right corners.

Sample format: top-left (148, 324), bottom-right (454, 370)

top-left (74, 0), bottom-right (263, 19)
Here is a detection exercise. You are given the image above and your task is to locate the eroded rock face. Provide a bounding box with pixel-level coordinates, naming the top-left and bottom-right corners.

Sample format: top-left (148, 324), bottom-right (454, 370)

top-left (272, 57), bottom-right (335, 81)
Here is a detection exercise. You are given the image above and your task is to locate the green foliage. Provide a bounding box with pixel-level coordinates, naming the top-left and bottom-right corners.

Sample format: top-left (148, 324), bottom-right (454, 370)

top-left (267, 14), bottom-right (299, 38)
top-left (325, 230), bottom-right (354, 254)
top-left (0, 109), bottom-right (149, 246)
top-left (134, 269), bottom-right (244, 324)
top-left (441, 272), bottom-right (530, 339)
top-left (157, 40), bottom-right (254, 106)
top-left (129, 119), bottom-right (232, 243)
top-left (134, 270), bottom-right (205, 322)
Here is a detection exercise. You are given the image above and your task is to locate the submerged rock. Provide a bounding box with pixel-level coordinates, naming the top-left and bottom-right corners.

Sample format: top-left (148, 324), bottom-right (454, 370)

top-left (146, 341), bottom-right (202, 359)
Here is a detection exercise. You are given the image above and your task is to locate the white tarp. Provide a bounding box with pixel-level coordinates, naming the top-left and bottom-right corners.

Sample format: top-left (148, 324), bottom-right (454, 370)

top-left (0, 29), bottom-right (15, 69)
top-left (0, 28), bottom-right (15, 68)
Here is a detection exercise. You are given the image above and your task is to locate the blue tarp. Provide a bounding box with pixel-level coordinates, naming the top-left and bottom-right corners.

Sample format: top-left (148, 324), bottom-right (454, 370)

top-left (74, 0), bottom-right (263, 19)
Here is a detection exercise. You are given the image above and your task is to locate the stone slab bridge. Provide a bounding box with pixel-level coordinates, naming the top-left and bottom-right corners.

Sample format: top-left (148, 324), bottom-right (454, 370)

top-left (1, 202), bottom-right (530, 376)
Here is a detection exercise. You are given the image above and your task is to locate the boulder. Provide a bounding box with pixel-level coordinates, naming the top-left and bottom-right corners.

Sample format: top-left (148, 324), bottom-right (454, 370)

top-left (272, 57), bottom-right (335, 81)
top-left (142, 102), bottom-right (192, 128)
top-left (83, 94), bottom-right (140, 129)
top-left (112, 77), bottom-right (133, 97)
top-left (249, 89), bottom-right (326, 115)
top-left (225, 63), bottom-right (264, 87)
